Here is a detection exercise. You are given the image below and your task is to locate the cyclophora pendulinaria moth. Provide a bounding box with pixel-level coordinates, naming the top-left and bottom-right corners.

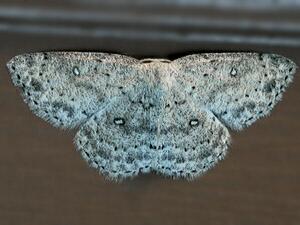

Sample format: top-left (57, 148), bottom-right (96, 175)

top-left (7, 52), bottom-right (297, 181)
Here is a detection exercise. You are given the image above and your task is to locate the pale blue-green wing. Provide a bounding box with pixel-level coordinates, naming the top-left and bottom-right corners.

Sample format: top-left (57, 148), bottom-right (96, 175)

top-left (173, 53), bottom-right (297, 130)
top-left (7, 52), bottom-right (139, 129)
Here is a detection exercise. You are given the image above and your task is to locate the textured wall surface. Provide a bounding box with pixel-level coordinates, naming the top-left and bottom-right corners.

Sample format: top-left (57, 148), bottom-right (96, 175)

top-left (0, 1), bottom-right (299, 225)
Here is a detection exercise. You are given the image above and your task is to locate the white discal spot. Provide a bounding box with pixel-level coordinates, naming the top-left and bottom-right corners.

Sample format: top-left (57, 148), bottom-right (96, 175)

top-left (114, 118), bottom-right (125, 125)
top-left (189, 119), bottom-right (199, 127)
top-left (73, 66), bottom-right (80, 76)
top-left (7, 52), bottom-right (296, 182)
top-left (230, 68), bottom-right (237, 76)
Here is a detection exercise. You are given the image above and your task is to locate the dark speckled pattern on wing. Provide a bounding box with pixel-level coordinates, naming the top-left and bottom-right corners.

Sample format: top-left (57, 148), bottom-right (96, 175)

top-left (7, 52), bottom-right (297, 181)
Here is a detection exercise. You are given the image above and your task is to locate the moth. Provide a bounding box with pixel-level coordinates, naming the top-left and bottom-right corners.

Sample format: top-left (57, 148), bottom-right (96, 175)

top-left (7, 52), bottom-right (297, 181)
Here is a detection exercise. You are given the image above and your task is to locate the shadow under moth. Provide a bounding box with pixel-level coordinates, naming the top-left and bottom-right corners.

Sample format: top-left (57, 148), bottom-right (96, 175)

top-left (7, 52), bottom-right (297, 181)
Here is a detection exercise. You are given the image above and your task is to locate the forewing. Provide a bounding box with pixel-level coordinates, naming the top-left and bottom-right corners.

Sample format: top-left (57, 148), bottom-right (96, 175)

top-left (7, 52), bottom-right (139, 129)
top-left (173, 53), bottom-right (297, 130)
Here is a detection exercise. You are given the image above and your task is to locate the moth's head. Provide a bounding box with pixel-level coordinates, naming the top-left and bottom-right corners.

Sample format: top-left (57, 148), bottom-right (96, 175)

top-left (140, 58), bottom-right (171, 64)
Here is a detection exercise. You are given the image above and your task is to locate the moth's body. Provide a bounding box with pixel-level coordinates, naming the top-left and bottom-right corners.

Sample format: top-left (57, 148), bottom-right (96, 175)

top-left (7, 52), bottom-right (297, 181)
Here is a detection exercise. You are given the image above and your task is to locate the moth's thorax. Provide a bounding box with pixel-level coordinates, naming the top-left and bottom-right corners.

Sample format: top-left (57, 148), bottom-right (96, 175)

top-left (139, 60), bottom-right (177, 90)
